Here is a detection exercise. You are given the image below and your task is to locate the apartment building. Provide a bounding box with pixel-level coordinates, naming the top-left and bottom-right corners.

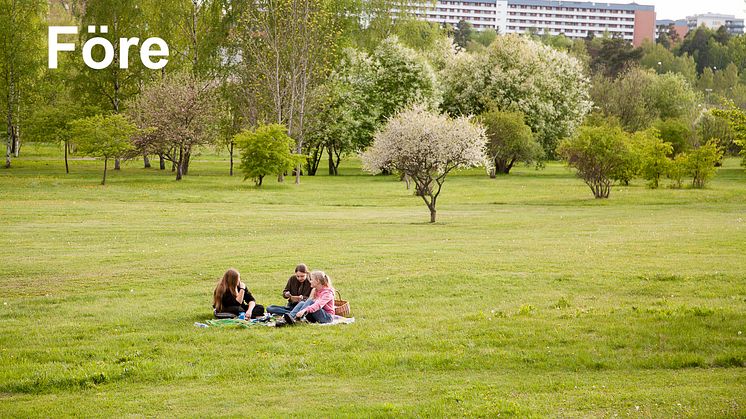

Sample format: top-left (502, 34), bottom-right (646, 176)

top-left (412, 0), bottom-right (509, 32)
top-left (411, 0), bottom-right (656, 46)
top-left (655, 19), bottom-right (689, 41)
top-left (686, 13), bottom-right (745, 35)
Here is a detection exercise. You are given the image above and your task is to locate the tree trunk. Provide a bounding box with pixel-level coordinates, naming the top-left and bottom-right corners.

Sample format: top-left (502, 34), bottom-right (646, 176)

top-left (5, 91), bottom-right (12, 169)
top-left (277, 173), bottom-right (284, 183)
top-left (182, 150), bottom-right (191, 175)
top-left (489, 167), bottom-right (496, 179)
top-left (64, 140), bottom-right (69, 174)
top-left (143, 155), bottom-right (151, 168)
top-left (505, 157), bottom-right (516, 174)
top-left (5, 45), bottom-right (15, 169)
top-left (159, 154), bottom-right (166, 170)
top-left (102, 157), bottom-right (108, 185)
top-left (402, 173), bottom-right (411, 190)
top-left (229, 141), bottom-right (234, 176)
top-left (13, 91), bottom-right (20, 157)
top-left (257, 175), bottom-right (264, 186)
top-left (5, 137), bottom-right (10, 169)
top-left (114, 158), bottom-right (121, 170)
top-left (429, 207), bottom-right (436, 223)
top-left (307, 145), bottom-right (322, 175)
top-left (327, 147), bottom-right (337, 175)
top-left (176, 147), bottom-right (183, 180)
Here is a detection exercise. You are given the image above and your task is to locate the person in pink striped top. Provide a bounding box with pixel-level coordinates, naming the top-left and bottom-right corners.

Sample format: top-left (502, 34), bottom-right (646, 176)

top-left (283, 270), bottom-right (335, 325)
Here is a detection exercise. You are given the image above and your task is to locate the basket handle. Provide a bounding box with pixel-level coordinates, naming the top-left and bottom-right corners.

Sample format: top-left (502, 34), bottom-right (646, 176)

top-left (335, 290), bottom-right (342, 300)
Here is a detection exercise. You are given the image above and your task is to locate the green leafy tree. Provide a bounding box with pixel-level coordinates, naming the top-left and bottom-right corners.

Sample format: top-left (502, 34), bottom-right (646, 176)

top-left (696, 111), bottom-right (736, 154)
top-left (350, 0), bottom-right (415, 52)
top-left (558, 123), bottom-right (631, 198)
top-left (630, 128), bottom-right (673, 188)
top-left (471, 29), bottom-right (497, 48)
top-left (655, 118), bottom-right (692, 155)
top-left (454, 19), bottom-right (473, 50)
top-left (0, 0), bottom-right (46, 168)
top-left (141, 0), bottom-right (232, 79)
top-left (686, 140), bottom-right (723, 188)
top-left (587, 37), bottom-right (643, 77)
top-left (667, 153), bottom-right (688, 188)
top-left (480, 109), bottom-right (543, 177)
top-left (372, 36), bottom-right (438, 122)
top-left (392, 19), bottom-right (447, 52)
top-left (25, 103), bottom-right (99, 173)
top-left (698, 67), bottom-right (715, 91)
top-left (75, 0), bottom-right (147, 170)
top-left (236, 124), bottom-right (305, 186)
top-left (69, 114), bottom-right (136, 185)
top-left (305, 48), bottom-right (380, 175)
top-left (233, 0), bottom-right (346, 185)
top-left (713, 63), bottom-right (739, 95)
top-left (591, 68), bottom-right (654, 132)
top-left (712, 105), bottom-right (746, 166)
top-left (593, 68), bottom-right (700, 133)
top-left (677, 26), bottom-right (730, 74)
top-left (640, 41), bottom-right (697, 84)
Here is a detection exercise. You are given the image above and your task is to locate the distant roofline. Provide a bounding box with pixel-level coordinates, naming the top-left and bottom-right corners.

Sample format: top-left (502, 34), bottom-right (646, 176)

top-left (507, 0), bottom-right (654, 12)
top-left (656, 19), bottom-right (687, 26)
top-left (685, 13), bottom-right (739, 20)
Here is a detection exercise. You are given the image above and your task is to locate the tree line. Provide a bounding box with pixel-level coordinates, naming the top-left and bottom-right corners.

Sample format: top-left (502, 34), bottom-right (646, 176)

top-left (2, 2), bottom-right (746, 221)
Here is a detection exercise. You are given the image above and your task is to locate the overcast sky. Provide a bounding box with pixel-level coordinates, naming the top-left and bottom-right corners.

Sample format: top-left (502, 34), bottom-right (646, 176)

top-left (646, 0), bottom-right (746, 20)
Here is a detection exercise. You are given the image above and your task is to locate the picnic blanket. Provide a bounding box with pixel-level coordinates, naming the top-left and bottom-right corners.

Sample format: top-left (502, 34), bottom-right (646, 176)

top-left (195, 315), bottom-right (355, 328)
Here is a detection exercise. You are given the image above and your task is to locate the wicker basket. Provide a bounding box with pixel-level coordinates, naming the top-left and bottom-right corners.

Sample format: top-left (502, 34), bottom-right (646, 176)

top-left (334, 290), bottom-right (351, 317)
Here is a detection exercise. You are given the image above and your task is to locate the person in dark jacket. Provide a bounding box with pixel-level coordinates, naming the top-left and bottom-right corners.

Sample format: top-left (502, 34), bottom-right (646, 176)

top-left (266, 264), bottom-right (312, 316)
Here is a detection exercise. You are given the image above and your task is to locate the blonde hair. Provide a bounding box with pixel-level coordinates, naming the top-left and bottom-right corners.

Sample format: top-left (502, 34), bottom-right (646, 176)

top-left (213, 268), bottom-right (240, 312)
top-left (310, 270), bottom-right (331, 287)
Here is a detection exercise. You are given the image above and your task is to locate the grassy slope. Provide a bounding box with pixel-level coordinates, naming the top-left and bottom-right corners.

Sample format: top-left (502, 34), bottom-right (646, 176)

top-left (1, 144), bottom-right (744, 417)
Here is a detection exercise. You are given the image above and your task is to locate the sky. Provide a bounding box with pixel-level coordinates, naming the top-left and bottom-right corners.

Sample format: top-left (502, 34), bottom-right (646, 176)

top-left (646, 0), bottom-right (746, 21)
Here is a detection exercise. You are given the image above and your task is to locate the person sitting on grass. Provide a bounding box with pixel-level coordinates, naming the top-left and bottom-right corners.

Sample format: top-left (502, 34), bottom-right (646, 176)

top-left (282, 270), bottom-right (335, 325)
top-left (213, 268), bottom-right (265, 319)
top-left (266, 263), bottom-right (312, 316)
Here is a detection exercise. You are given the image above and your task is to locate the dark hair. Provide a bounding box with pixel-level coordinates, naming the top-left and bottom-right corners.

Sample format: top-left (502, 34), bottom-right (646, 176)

top-left (295, 263), bottom-right (308, 274)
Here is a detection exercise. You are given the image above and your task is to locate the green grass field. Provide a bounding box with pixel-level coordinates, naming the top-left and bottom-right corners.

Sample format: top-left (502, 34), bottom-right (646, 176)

top-left (1, 144), bottom-right (745, 417)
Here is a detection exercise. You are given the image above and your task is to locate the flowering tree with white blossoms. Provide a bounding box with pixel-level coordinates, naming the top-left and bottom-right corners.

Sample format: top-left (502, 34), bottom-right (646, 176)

top-left (440, 34), bottom-right (592, 156)
top-left (362, 105), bottom-right (487, 223)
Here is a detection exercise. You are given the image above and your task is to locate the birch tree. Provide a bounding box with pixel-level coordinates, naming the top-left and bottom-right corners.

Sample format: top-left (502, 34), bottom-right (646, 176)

top-left (233, 0), bottom-right (343, 184)
top-left (0, 0), bottom-right (46, 168)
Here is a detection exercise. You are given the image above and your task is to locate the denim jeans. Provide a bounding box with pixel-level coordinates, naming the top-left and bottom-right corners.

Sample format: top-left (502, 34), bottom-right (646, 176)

top-left (288, 299), bottom-right (333, 324)
top-left (266, 302), bottom-right (298, 315)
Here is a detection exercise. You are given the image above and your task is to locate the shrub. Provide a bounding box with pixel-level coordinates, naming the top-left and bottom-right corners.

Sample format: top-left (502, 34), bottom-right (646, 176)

top-left (686, 140), bottom-right (723, 188)
top-left (235, 124), bottom-right (305, 186)
top-left (558, 123), bottom-right (631, 198)
top-left (69, 114), bottom-right (136, 185)
top-left (667, 154), bottom-right (688, 188)
top-left (479, 109), bottom-right (543, 177)
top-left (630, 128), bottom-right (673, 189)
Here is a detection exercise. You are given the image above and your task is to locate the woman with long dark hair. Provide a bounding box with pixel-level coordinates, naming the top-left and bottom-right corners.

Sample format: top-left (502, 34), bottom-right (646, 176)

top-left (213, 268), bottom-right (264, 318)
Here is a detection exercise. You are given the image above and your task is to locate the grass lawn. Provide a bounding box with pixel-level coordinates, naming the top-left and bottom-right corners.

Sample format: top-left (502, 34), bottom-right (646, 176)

top-left (1, 144), bottom-right (745, 417)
